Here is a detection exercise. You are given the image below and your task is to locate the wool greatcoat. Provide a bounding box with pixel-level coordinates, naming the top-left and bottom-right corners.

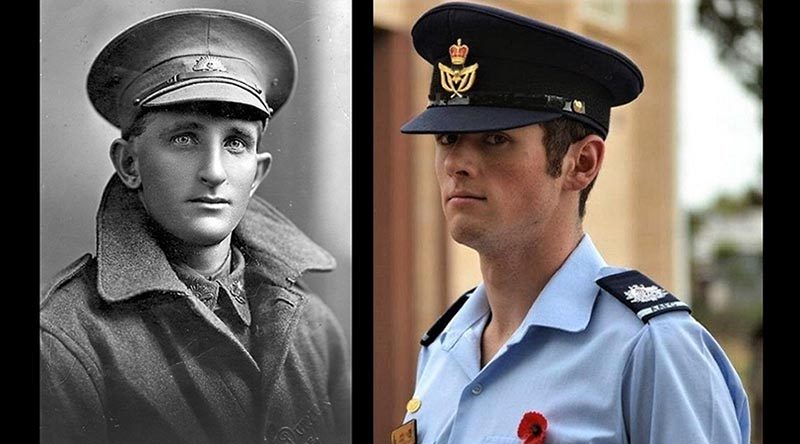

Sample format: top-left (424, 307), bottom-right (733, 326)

top-left (40, 176), bottom-right (351, 444)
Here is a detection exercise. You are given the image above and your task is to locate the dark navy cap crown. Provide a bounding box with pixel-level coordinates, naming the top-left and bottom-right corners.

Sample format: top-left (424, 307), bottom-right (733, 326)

top-left (400, 2), bottom-right (644, 137)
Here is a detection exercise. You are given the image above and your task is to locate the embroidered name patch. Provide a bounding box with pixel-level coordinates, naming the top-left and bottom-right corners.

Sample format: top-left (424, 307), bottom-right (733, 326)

top-left (596, 270), bottom-right (691, 322)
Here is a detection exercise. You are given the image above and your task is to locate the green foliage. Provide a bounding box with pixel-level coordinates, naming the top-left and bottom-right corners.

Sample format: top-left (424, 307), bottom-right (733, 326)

top-left (713, 241), bottom-right (739, 261)
top-left (697, 0), bottom-right (763, 101)
top-left (695, 298), bottom-right (762, 337)
top-left (709, 186), bottom-right (762, 215)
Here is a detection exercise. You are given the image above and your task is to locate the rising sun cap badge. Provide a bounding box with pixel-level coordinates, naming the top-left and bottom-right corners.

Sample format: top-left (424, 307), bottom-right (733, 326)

top-left (192, 55), bottom-right (228, 72)
top-left (438, 38), bottom-right (479, 98)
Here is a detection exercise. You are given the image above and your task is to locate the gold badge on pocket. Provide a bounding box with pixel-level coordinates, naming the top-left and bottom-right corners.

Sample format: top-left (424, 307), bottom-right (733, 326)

top-left (390, 419), bottom-right (417, 444)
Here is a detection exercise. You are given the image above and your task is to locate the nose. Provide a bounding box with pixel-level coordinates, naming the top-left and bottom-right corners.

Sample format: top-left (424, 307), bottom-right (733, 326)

top-left (442, 142), bottom-right (478, 178)
top-left (197, 145), bottom-right (227, 187)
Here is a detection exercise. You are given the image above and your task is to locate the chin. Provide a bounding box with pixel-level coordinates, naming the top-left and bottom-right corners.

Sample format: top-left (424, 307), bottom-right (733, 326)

top-left (176, 222), bottom-right (237, 247)
top-left (448, 222), bottom-right (488, 250)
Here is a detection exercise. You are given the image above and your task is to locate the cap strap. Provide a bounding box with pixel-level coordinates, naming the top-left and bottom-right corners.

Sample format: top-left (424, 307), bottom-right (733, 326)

top-left (133, 72), bottom-right (270, 115)
top-left (429, 92), bottom-right (586, 115)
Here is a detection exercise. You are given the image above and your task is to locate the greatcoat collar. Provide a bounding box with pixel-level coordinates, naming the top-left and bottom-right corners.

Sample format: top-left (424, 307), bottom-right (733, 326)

top-left (95, 175), bottom-right (336, 303)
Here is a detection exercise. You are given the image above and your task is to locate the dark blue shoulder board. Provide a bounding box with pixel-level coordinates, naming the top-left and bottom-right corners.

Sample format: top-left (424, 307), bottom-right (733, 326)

top-left (420, 287), bottom-right (475, 346)
top-left (595, 270), bottom-right (691, 323)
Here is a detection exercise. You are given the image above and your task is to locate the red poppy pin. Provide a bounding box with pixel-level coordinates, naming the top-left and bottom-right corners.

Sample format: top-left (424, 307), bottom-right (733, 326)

top-left (517, 411), bottom-right (547, 444)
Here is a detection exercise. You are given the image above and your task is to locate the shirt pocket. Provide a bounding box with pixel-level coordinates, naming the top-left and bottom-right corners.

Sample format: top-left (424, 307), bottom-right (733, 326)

top-left (481, 437), bottom-right (520, 444)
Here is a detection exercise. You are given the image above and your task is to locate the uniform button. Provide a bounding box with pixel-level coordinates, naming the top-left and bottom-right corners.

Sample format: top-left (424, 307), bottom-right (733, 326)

top-left (471, 384), bottom-right (483, 395)
top-left (406, 398), bottom-right (421, 413)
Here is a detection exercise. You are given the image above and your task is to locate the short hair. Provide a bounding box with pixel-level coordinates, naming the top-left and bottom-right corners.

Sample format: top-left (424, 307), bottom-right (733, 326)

top-left (540, 117), bottom-right (601, 219)
top-left (123, 101), bottom-right (267, 141)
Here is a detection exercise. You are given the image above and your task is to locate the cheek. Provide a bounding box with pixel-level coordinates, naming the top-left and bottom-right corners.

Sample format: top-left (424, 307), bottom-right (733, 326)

top-left (498, 167), bottom-right (547, 207)
top-left (434, 154), bottom-right (449, 187)
top-left (228, 159), bottom-right (258, 186)
top-left (137, 155), bottom-right (180, 191)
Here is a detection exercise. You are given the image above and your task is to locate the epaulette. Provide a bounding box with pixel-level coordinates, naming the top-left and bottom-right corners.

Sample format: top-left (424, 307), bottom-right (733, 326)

top-left (420, 287), bottom-right (475, 346)
top-left (595, 270), bottom-right (690, 323)
top-left (40, 253), bottom-right (93, 307)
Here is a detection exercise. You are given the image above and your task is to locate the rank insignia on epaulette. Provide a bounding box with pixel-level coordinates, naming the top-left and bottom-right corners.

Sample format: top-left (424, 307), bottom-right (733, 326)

top-left (596, 270), bottom-right (691, 322)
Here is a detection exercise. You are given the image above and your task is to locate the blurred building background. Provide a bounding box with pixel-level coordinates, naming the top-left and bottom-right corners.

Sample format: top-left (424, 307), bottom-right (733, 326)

top-left (374, 0), bottom-right (762, 443)
top-left (40, 0), bottom-right (352, 346)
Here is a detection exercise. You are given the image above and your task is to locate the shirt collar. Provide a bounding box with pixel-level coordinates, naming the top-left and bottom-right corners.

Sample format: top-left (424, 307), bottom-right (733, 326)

top-left (95, 175), bottom-right (335, 303)
top-left (440, 285), bottom-right (490, 350)
top-left (170, 245), bottom-right (252, 326)
top-left (513, 233), bottom-right (606, 337)
top-left (440, 234), bottom-right (606, 350)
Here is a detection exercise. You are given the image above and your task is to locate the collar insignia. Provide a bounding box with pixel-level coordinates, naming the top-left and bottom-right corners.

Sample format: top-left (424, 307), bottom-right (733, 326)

top-left (438, 39), bottom-right (479, 98)
top-left (192, 55), bottom-right (228, 72)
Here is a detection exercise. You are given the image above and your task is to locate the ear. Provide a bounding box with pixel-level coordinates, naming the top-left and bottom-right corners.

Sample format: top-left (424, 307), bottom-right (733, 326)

top-left (249, 152), bottom-right (273, 197)
top-left (562, 134), bottom-right (605, 192)
top-left (109, 138), bottom-right (142, 189)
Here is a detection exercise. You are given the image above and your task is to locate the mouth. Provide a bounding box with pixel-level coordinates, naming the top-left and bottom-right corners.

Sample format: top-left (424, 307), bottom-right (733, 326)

top-left (447, 191), bottom-right (486, 202)
top-left (189, 196), bottom-right (231, 205)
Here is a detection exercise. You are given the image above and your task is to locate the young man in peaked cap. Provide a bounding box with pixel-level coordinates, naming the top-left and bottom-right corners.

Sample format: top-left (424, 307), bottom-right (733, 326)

top-left (395, 2), bottom-right (750, 443)
top-left (40, 9), bottom-right (350, 444)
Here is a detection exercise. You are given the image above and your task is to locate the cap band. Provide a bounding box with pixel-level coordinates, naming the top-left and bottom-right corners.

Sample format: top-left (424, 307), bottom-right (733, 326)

top-left (133, 72), bottom-right (272, 117)
top-left (429, 92), bottom-right (588, 115)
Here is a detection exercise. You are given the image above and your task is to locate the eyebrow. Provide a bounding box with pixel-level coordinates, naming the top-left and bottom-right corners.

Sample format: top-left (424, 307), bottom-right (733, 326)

top-left (158, 121), bottom-right (204, 139)
top-left (228, 126), bottom-right (258, 143)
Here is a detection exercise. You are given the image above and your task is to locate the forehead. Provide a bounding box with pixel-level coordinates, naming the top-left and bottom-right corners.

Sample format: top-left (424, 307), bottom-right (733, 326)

top-left (137, 105), bottom-right (265, 133)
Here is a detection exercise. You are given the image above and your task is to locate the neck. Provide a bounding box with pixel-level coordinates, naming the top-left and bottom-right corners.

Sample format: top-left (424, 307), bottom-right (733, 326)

top-left (157, 232), bottom-right (234, 277)
top-left (479, 225), bottom-right (584, 341)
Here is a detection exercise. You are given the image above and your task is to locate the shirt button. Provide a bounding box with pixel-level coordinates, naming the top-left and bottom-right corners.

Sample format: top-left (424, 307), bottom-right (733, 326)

top-left (471, 384), bottom-right (483, 395)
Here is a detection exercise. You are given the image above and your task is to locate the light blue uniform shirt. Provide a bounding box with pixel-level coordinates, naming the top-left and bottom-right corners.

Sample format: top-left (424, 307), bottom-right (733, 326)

top-left (404, 235), bottom-right (750, 443)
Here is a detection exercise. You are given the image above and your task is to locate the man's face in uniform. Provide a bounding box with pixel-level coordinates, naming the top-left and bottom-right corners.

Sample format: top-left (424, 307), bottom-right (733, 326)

top-left (128, 108), bottom-right (264, 247)
top-left (434, 124), bottom-right (566, 253)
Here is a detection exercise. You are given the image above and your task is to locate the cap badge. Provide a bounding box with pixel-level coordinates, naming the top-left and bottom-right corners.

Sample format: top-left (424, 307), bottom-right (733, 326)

top-left (624, 284), bottom-right (669, 304)
top-left (192, 56), bottom-right (228, 72)
top-left (438, 39), bottom-right (478, 98)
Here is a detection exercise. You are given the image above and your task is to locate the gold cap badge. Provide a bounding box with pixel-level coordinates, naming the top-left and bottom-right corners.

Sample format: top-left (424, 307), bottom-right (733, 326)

top-left (438, 38), bottom-right (478, 98)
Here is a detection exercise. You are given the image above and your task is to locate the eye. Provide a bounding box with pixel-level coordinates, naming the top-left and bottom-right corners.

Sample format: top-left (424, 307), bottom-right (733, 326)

top-left (171, 134), bottom-right (195, 146)
top-left (436, 134), bottom-right (459, 146)
top-left (224, 137), bottom-right (250, 153)
top-left (484, 133), bottom-right (509, 146)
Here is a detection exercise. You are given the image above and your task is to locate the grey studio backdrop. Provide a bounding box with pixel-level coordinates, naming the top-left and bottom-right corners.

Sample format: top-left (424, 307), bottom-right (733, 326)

top-left (39, 0), bottom-right (352, 346)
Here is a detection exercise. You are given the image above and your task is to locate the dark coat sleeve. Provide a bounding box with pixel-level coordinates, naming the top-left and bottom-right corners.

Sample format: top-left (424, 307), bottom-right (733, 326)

top-left (40, 328), bottom-right (108, 444)
top-left (291, 291), bottom-right (352, 444)
top-left (323, 305), bottom-right (352, 443)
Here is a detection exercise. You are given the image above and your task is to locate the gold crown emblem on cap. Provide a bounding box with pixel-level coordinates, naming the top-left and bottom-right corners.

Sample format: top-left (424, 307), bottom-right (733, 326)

top-left (438, 38), bottom-right (479, 98)
top-left (192, 56), bottom-right (228, 72)
top-left (449, 39), bottom-right (469, 65)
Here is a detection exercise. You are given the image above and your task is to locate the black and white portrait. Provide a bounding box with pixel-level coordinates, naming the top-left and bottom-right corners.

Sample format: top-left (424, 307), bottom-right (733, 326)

top-left (40, 1), bottom-right (351, 442)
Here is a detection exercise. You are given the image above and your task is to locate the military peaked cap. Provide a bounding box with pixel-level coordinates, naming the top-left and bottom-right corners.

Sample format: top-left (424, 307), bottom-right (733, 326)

top-left (400, 2), bottom-right (644, 138)
top-left (87, 9), bottom-right (297, 131)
